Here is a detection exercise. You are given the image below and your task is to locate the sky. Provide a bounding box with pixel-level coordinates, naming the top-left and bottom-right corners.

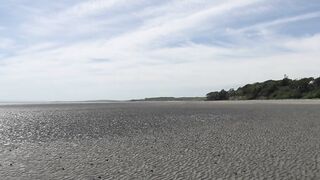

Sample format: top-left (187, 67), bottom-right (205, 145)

top-left (0, 0), bottom-right (320, 101)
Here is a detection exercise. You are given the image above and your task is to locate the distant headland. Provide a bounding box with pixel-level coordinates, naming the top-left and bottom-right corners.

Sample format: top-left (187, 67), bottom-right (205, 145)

top-left (133, 76), bottom-right (320, 101)
top-left (131, 97), bottom-right (205, 101)
top-left (206, 76), bottom-right (320, 101)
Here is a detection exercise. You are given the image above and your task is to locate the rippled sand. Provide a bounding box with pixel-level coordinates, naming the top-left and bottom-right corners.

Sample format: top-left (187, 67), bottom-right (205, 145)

top-left (0, 101), bottom-right (320, 179)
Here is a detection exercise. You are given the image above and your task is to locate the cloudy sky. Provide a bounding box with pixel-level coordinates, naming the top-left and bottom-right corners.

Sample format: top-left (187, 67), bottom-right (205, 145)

top-left (0, 0), bottom-right (319, 101)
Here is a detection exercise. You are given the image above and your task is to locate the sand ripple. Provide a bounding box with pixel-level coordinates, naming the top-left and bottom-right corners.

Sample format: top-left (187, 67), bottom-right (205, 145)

top-left (0, 101), bottom-right (319, 179)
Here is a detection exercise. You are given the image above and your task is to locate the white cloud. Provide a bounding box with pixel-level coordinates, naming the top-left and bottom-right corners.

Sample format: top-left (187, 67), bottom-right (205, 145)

top-left (228, 11), bottom-right (320, 34)
top-left (0, 38), bottom-right (15, 50)
top-left (62, 0), bottom-right (129, 18)
top-left (283, 34), bottom-right (320, 52)
top-left (21, 0), bottom-right (136, 37)
top-left (0, 0), bottom-right (319, 101)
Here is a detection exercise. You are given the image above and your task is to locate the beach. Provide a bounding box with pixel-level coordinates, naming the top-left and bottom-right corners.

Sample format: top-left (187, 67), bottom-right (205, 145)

top-left (0, 101), bottom-right (320, 179)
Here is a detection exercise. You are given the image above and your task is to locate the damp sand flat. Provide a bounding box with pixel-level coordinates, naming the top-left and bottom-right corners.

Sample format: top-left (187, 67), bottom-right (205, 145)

top-left (0, 101), bottom-right (320, 179)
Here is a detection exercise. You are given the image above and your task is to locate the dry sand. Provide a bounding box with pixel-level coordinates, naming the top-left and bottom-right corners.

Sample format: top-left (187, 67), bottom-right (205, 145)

top-left (0, 100), bottom-right (320, 179)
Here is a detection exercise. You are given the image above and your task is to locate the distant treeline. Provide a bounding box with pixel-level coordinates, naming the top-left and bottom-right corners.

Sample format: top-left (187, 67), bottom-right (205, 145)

top-left (131, 97), bottom-right (205, 101)
top-left (207, 77), bottom-right (320, 101)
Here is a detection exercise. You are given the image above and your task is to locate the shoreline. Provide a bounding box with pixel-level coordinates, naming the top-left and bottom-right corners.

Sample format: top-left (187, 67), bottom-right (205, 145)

top-left (1, 99), bottom-right (320, 106)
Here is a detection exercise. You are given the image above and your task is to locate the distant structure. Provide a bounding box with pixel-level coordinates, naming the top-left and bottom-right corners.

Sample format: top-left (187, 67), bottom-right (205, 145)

top-left (284, 74), bottom-right (289, 79)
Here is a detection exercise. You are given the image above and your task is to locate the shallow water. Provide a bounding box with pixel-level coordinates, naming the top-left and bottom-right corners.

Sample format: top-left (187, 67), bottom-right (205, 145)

top-left (0, 101), bottom-right (320, 179)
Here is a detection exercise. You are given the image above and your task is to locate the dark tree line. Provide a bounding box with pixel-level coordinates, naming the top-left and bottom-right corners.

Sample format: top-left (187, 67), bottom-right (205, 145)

top-left (206, 77), bottom-right (320, 101)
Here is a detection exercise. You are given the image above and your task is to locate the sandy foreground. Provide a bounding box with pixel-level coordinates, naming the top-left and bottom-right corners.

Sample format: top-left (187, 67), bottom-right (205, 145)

top-left (0, 100), bottom-right (320, 179)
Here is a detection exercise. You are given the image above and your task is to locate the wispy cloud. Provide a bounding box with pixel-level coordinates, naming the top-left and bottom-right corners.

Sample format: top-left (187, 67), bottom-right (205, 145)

top-left (0, 37), bottom-right (15, 50)
top-left (229, 11), bottom-right (320, 34)
top-left (0, 0), bottom-right (319, 101)
top-left (21, 0), bottom-right (136, 37)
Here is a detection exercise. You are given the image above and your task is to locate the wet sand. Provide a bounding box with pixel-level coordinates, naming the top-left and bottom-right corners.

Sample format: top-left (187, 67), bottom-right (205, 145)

top-left (0, 100), bottom-right (320, 179)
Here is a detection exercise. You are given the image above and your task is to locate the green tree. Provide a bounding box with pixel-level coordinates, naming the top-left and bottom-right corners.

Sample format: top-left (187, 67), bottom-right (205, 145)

top-left (206, 76), bottom-right (320, 101)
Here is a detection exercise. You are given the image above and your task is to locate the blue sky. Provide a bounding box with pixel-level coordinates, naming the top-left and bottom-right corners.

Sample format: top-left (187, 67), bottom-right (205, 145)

top-left (0, 0), bottom-right (320, 101)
